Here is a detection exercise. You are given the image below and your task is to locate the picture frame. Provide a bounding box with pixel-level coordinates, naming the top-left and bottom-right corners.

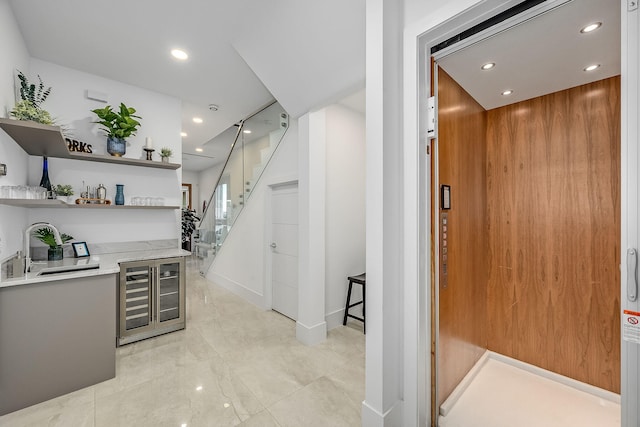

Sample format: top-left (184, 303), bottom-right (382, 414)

top-left (72, 241), bottom-right (90, 258)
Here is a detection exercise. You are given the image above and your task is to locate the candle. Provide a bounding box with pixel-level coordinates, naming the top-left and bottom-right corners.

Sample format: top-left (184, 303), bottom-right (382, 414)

top-left (145, 137), bottom-right (153, 149)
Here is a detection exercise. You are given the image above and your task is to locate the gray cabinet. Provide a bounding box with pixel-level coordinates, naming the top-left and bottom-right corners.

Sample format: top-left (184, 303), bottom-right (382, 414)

top-left (118, 257), bottom-right (185, 345)
top-left (0, 274), bottom-right (117, 415)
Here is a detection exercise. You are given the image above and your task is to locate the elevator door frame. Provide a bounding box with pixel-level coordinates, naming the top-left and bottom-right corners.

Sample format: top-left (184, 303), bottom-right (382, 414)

top-left (416, 0), bottom-right (638, 426)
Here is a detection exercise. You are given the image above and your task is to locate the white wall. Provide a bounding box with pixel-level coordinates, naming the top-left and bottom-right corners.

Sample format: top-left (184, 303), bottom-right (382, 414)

top-left (19, 59), bottom-right (182, 247)
top-left (19, 59), bottom-right (182, 246)
top-left (205, 101), bottom-right (366, 335)
top-left (207, 121), bottom-right (298, 305)
top-left (198, 162), bottom-right (224, 216)
top-left (0, 0), bottom-right (31, 260)
top-left (324, 104), bottom-right (366, 329)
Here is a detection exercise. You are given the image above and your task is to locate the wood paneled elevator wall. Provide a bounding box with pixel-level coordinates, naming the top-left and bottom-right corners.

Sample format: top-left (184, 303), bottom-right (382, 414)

top-left (436, 72), bottom-right (621, 405)
top-left (436, 69), bottom-right (488, 407)
top-left (486, 76), bottom-right (621, 393)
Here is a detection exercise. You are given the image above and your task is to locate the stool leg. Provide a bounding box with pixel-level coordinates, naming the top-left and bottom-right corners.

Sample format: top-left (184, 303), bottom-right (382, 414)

top-left (343, 280), bottom-right (353, 326)
top-left (363, 283), bottom-right (366, 334)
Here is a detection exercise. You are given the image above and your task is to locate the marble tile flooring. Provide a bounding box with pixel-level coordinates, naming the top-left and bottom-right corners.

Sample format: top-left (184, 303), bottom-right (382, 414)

top-left (0, 259), bottom-right (365, 426)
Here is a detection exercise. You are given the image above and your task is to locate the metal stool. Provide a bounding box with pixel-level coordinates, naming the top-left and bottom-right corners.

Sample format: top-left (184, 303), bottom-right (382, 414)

top-left (342, 273), bottom-right (366, 333)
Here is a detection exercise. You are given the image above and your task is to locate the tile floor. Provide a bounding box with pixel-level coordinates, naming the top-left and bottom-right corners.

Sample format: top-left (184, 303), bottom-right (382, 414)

top-left (0, 258), bottom-right (365, 426)
top-left (438, 358), bottom-right (621, 427)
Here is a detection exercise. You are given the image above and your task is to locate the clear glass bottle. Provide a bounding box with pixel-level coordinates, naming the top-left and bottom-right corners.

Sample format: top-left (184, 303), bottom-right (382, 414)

top-left (97, 183), bottom-right (107, 202)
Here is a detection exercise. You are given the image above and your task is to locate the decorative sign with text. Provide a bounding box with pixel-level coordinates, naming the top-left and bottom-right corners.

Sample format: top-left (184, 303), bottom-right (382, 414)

top-left (65, 138), bottom-right (93, 154)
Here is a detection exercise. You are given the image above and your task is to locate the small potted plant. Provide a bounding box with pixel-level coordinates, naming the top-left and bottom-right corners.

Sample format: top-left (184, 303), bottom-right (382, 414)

top-left (160, 147), bottom-right (173, 163)
top-left (33, 227), bottom-right (74, 261)
top-left (54, 184), bottom-right (74, 204)
top-left (10, 71), bottom-right (54, 125)
top-left (91, 102), bottom-right (141, 157)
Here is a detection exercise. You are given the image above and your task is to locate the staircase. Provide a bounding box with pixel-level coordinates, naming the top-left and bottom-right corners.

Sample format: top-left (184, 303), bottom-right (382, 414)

top-left (197, 102), bottom-right (289, 275)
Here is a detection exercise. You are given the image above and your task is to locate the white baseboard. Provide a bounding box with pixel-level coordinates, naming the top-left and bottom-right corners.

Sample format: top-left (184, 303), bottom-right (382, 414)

top-left (439, 350), bottom-right (490, 416)
top-left (325, 308), bottom-right (345, 330)
top-left (206, 271), bottom-right (265, 309)
top-left (295, 320), bottom-right (327, 345)
top-left (362, 399), bottom-right (404, 427)
top-left (489, 351), bottom-right (621, 404)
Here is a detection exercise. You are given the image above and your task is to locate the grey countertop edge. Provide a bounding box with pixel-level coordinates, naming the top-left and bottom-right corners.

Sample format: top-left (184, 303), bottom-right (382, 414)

top-left (0, 248), bottom-right (191, 289)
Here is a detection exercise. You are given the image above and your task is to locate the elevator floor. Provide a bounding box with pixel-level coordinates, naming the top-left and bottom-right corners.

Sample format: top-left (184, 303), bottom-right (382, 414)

top-left (438, 356), bottom-right (620, 427)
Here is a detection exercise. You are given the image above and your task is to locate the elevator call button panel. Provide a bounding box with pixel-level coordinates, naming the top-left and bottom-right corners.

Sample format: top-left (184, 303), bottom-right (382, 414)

top-left (440, 212), bottom-right (448, 288)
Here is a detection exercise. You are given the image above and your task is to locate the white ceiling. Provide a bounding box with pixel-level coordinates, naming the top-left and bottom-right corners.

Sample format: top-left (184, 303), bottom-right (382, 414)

top-left (8, 0), bottom-right (619, 171)
top-left (437, 0), bottom-right (620, 110)
top-left (8, 0), bottom-right (365, 171)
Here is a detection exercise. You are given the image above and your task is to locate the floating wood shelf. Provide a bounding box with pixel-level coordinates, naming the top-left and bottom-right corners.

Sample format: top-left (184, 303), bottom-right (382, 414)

top-left (0, 118), bottom-right (181, 170)
top-left (0, 199), bottom-right (180, 209)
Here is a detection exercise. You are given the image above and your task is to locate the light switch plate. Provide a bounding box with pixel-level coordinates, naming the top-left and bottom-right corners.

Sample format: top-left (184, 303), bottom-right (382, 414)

top-left (0, 163), bottom-right (6, 176)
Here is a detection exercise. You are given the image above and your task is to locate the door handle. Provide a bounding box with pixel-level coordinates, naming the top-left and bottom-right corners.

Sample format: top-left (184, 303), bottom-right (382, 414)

top-left (628, 248), bottom-right (638, 302)
top-left (270, 243), bottom-right (277, 249)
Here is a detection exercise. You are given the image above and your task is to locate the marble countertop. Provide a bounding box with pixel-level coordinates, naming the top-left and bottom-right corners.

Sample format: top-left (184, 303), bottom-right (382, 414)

top-left (0, 248), bottom-right (190, 289)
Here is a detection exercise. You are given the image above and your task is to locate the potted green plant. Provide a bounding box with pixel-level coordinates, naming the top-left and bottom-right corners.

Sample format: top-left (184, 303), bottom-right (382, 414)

top-left (33, 227), bottom-right (74, 261)
top-left (91, 102), bottom-right (141, 157)
top-left (181, 208), bottom-right (200, 251)
top-left (10, 71), bottom-right (54, 125)
top-left (53, 184), bottom-right (74, 204)
top-left (160, 147), bottom-right (173, 163)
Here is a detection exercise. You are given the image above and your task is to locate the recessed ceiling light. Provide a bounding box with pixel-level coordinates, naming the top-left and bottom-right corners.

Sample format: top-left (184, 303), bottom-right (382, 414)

top-left (243, 129), bottom-right (251, 134)
top-left (171, 49), bottom-right (188, 60)
top-left (580, 22), bottom-right (602, 33)
top-left (180, 132), bottom-right (187, 137)
top-left (584, 64), bottom-right (600, 72)
top-left (501, 90), bottom-right (513, 96)
top-left (192, 117), bottom-right (203, 124)
top-left (481, 62), bottom-right (496, 70)
top-left (195, 148), bottom-right (203, 152)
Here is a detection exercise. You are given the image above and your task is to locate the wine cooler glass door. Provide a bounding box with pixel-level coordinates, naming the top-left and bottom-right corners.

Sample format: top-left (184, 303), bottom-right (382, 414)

top-left (157, 261), bottom-right (184, 324)
top-left (120, 262), bottom-right (154, 337)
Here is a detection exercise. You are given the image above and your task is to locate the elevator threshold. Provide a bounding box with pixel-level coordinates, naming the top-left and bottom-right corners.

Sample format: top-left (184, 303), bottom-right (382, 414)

top-left (438, 351), bottom-right (620, 427)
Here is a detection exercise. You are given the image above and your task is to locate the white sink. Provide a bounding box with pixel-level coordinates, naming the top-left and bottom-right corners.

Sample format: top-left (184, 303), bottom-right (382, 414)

top-left (36, 263), bottom-right (100, 276)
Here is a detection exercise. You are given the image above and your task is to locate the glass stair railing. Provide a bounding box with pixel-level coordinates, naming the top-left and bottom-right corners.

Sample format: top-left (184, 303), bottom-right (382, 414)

top-left (197, 101), bottom-right (289, 275)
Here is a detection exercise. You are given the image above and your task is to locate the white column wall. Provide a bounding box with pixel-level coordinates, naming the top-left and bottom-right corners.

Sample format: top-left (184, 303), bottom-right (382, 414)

top-left (324, 104), bottom-right (366, 329)
top-left (363, 0), bottom-right (405, 425)
top-left (0, 0), bottom-right (30, 260)
top-left (296, 111), bottom-right (328, 345)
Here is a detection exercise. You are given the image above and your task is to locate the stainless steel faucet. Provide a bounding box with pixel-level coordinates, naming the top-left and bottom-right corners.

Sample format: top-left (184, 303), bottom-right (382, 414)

top-left (24, 222), bottom-right (63, 273)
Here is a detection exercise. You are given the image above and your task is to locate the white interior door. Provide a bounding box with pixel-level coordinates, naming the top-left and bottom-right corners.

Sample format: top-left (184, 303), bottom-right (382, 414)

top-left (270, 183), bottom-right (299, 320)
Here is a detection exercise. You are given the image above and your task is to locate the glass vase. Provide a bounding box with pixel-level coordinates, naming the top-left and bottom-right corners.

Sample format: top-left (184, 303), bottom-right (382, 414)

top-left (115, 184), bottom-right (125, 205)
top-left (48, 246), bottom-right (63, 261)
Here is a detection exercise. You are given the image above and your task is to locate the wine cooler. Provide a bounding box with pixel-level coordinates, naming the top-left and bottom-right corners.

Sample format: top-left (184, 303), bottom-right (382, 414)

top-left (118, 257), bottom-right (185, 345)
